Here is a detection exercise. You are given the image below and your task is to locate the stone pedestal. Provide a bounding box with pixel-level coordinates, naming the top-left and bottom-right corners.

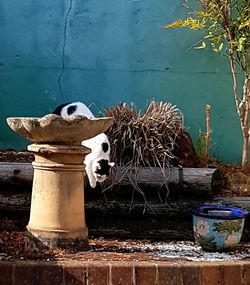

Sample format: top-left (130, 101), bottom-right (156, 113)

top-left (27, 143), bottom-right (90, 249)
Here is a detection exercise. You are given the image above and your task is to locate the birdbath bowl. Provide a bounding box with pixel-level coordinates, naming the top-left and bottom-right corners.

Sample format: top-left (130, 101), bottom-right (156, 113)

top-left (6, 114), bottom-right (114, 145)
top-left (6, 114), bottom-right (114, 250)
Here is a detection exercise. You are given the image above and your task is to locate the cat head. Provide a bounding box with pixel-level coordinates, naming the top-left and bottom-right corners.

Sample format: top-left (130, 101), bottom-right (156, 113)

top-left (92, 159), bottom-right (115, 183)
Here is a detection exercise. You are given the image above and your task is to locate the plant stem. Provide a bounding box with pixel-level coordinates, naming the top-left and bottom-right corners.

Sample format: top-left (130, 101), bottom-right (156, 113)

top-left (205, 104), bottom-right (211, 164)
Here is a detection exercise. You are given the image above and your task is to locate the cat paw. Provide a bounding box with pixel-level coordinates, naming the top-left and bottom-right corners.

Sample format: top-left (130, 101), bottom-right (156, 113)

top-left (89, 180), bottom-right (97, 188)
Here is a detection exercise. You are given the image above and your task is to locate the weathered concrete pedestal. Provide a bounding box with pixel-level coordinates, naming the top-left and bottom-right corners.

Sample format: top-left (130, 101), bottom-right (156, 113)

top-left (27, 143), bottom-right (90, 249)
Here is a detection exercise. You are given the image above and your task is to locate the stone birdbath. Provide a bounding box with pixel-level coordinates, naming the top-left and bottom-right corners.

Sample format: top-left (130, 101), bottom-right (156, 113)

top-left (6, 114), bottom-right (114, 250)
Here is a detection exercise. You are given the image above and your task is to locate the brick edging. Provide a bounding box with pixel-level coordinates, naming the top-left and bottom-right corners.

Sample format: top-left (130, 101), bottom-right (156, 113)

top-left (0, 260), bottom-right (250, 285)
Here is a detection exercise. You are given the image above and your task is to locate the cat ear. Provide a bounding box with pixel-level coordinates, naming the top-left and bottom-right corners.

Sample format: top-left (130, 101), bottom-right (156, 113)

top-left (109, 162), bottom-right (115, 167)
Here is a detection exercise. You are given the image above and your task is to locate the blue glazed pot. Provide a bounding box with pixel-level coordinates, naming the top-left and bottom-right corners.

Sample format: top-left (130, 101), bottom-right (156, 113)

top-left (192, 205), bottom-right (248, 251)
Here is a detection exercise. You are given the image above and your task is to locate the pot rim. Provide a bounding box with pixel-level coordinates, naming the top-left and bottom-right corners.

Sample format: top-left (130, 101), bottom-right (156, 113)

top-left (192, 205), bottom-right (248, 220)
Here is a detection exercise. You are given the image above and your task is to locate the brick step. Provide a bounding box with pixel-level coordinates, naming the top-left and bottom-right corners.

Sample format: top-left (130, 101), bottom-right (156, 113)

top-left (1, 259), bottom-right (250, 285)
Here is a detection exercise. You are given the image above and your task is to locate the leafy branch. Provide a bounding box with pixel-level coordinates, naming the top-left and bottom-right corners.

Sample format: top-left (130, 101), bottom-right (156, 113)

top-left (164, 0), bottom-right (250, 165)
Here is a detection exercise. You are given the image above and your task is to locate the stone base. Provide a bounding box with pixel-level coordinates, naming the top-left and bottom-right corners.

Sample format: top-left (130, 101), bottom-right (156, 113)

top-left (26, 227), bottom-right (89, 251)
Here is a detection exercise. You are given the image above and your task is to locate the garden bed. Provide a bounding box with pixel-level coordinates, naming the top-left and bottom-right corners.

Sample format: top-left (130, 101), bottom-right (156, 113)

top-left (0, 150), bottom-right (249, 240)
top-left (0, 150), bottom-right (250, 284)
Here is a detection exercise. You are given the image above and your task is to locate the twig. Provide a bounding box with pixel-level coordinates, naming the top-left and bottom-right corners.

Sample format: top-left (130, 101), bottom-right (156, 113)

top-left (204, 104), bottom-right (212, 164)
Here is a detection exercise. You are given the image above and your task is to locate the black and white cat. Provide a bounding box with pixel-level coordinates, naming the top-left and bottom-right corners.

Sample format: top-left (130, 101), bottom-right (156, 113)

top-left (53, 101), bottom-right (114, 188)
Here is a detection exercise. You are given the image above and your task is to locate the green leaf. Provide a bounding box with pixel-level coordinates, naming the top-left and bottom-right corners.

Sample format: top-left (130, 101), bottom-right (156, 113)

top-left (236, 37), bottom-right (247, 52)
top-left (204, 34), bottom-right (212, 39)
top-left (239, 20), bottom-right (250, 30)
top-left (195, 234), bottom-right (217, 251)
top-left (212, 220), bottom-right (242, 235)
top-left (194, 41), bottom-right (206, 49)
top-left (218, 42), bottom-right (224, 51)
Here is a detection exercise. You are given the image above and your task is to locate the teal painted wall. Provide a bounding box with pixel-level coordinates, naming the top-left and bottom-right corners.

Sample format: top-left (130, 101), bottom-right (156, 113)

top-left (0, 0), bottom-right (242, 163)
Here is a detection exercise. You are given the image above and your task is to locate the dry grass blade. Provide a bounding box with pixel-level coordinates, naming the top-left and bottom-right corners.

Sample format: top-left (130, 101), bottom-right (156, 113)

top-left (104, 101), bottom-right (184, 211)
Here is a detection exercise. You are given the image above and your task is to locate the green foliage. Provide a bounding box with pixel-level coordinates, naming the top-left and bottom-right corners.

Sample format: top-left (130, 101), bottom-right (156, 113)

top-left (163, 17), bottom-right (205, 29)
top-left (194, 234), bottom-right (217, 250)
top-left (212, 220), bottom-right (242, 235)
top-left (164, 0), bottom-right (250, 62)
top-left (164, 0), bottom-right (250, 165)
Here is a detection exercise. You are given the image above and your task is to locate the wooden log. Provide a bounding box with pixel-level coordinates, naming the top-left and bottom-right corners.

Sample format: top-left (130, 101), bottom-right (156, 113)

top-left (1, 194), bottom-right (250, 241)
top-left (0, 162), bottom-right (223, 193)
top-left (105, 166), bottom-right (222, 193)
top-left (0, 162), bottom-right (33, 186)
top-left (0, 191), bottom-right (31, 212)
top-left (87, 218), bottom-right (195, 241)
top-left (1, 214), bottom-right (249, 242)
top-left (1, 181), bottom-right (249, 218)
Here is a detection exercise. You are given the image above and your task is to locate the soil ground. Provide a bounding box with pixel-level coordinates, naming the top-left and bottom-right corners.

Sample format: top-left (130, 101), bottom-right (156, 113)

top-left (1, 231), bottom-right (250, 262)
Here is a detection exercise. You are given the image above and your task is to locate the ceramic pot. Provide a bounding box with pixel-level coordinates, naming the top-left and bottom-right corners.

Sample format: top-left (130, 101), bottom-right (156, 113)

top-left (192, 205), bottom-right (248, 251)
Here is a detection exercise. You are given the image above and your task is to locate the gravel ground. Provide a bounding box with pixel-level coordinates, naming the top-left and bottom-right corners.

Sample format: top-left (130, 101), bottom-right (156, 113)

top-left (1, 232), bottom-right (250, 262)
top-left (89, 239), bottom-right (250, 262)
top-left (139, 240), bottom-right (250, 261)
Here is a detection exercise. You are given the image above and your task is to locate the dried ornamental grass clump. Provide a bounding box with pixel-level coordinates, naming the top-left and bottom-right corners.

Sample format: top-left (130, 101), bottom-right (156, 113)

top-left (105, 101), bottom-right (184, 172)
top-left (104, 101), bottom-right (185, 210)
